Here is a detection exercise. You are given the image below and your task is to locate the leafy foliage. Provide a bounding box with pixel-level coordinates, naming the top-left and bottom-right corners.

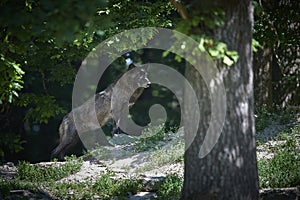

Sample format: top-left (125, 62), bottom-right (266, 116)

top-left (156, 174), bottom-right (183, 200)
top-left (0, 0), bottom-right (106, 105)
top-left (0, 55), bottom-right (24, 104)
top-left (258, 124), bottom-right (300, 188)
top-left (0, 0), bottom-right (105, 46)
top-left (165, 8), bottom-right (240, 66)
top-left (17, 93), bottom-right (67, 124)
top-left (0, 133), bottom-right (25, 158)
top-left (0, 0), bottom-right (176, 120)
top-left (0, 0), bottom-right (178, 160)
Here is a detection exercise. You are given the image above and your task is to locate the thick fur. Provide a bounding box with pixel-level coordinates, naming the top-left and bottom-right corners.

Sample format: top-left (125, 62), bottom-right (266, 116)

top-left (51, 64), bottom-right (150, 160)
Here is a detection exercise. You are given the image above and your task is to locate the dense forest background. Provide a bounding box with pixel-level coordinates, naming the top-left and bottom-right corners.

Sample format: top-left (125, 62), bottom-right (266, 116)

top-left (0, 0), bottom-right (299, 163)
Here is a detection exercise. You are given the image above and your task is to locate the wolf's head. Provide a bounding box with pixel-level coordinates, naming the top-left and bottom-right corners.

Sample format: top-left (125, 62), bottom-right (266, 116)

top-left (127, 64), bottom-right (151, 88)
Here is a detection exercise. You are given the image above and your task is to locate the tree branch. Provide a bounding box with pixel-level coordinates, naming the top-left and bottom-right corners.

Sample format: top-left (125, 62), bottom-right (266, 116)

top-left (40, 71), bottom-right (49, 96)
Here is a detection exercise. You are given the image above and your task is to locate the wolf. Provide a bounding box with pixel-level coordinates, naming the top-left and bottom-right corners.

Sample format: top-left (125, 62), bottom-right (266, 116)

top-left (51, 64), bottom-right (150, 160)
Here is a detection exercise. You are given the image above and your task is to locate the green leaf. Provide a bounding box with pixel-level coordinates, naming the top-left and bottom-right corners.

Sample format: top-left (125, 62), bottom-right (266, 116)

top-left (174, 55), bottom-right (182, 62)
top-left (223, 56), bottom-right (234, 66)
top-left (252, 38), bottom-right (263, 52)
top-left (198, 38), bottom-right (205, 51)
top-left (208, 48), bottom-right (219, 57)
top-left (162, 50), bottom-right (170, 58)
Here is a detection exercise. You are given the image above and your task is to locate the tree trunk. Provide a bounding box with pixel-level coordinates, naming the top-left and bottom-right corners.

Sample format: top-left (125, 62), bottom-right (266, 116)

top-left (181, 1), bottom-right (259, 199)
top-left (253, 48), bottom-right (273, 111)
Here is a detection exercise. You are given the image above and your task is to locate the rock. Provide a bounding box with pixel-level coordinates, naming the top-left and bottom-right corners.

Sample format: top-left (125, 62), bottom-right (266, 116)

top-left (259, 187), bottom-right (300, 200)
top-left (130, 192), bottom-right (157, 200)
top-left (140, 176), bottom-right (165, 192)
top-left (0, 162), bottom-right (18, 180)
top-left (110, 134), bottom-right (138, 145)
top-left (9, 189), bottom-right (54, 200)
top-left (58, 161), bottom-right (107, 183)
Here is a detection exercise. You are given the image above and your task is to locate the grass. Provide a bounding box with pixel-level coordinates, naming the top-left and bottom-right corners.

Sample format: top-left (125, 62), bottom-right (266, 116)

top-left (92, 172), bottom-right (142, 199)
top-left (136, 140), bottom-right (184, 173)
top-left (17, 155), bottom-right (83, 182)
top-left (258, 124), bottom-right (300, 188)
top-left (277, 122), bottom-right (300, 140)
top-left (134, 124), bottom-right (169, 152)
top-left (52, 181), bottom-right (93, 200)
top-left (1, 157), bottom-right (142, 199)
top-left (0, 155), bottom-right (82, 199)
top-left (52, 172), bottom-right (142, 200)
top-left (0, 179), bottom-right (39, 198)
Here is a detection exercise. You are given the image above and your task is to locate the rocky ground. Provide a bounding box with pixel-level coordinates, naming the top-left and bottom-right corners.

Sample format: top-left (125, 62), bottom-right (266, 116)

top-left (1, 120), bottom-right (299, 199)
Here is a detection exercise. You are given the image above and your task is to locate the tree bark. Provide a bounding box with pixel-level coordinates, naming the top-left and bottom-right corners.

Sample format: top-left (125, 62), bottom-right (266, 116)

top-left (253, 48), bottom-right (273, 111)
top-left (181, 0), bottom-right (259, 199)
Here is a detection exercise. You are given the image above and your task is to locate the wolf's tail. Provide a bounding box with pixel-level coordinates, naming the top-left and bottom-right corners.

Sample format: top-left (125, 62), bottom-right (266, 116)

top-left (51, 117), bottom-right (79, 160)
top-left (50, 143), bottom-right (65, 160)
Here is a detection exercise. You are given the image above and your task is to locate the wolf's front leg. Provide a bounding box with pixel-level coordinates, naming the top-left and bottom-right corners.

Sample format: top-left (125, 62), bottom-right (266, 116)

top-left (112, 120), bottom-right (122, 135)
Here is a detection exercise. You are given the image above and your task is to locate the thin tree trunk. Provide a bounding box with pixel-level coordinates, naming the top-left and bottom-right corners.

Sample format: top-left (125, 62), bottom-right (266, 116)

top-left (181, 0), bottom-right (259, 199)
top-left (253, 48), bottom-right (273, 111)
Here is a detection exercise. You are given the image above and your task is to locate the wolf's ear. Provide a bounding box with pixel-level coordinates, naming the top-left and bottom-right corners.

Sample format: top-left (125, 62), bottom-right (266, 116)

top-left (128, 63), bottom-right (136, 70)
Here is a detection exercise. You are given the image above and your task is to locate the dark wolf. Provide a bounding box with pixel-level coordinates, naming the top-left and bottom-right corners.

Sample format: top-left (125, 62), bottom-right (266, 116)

top-left (51, 64), bottom-right (150, 160)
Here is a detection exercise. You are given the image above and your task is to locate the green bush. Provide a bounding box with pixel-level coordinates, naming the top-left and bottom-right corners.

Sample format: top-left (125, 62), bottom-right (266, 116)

top-left (93, 172), bottom-right (142, 199)
top-left (258, 137), bottom-right (300, 188)
top-left (156, 174), bottom-right (183, 200)
top-left (52, 181), bottom-right (94, 200)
